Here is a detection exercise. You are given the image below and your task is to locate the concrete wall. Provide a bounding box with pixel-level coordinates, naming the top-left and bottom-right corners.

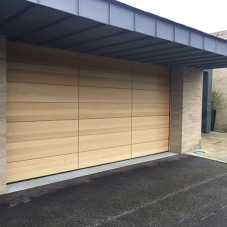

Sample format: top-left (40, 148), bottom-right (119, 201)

top-left (212, 68), bottom-right (227, 131)
top-left (0, 35), bottom-right (6, 194)
top-left (170, 66), bottom-right (203, 154)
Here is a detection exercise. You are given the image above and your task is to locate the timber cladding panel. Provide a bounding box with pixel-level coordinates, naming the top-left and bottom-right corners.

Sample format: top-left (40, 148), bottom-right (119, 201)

top-left (7, 42), bottom-right (79, 183)
top-left (132, 62), bottom-right (169, 158)
top-left (6, 42), bottom-right (170, 183)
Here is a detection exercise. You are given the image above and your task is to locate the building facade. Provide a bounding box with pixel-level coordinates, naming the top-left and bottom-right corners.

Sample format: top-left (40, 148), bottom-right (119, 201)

top-left (0, 0), bottom-right (227, 195)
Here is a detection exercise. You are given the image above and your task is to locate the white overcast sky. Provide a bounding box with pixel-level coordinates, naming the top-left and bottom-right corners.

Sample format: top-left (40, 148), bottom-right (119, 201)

top-left (117, 0), bottom-right (227, 34)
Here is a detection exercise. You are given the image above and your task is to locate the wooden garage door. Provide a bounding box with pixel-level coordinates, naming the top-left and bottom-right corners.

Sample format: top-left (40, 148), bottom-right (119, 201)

top-left (6, 42), bottom-right (169, 183)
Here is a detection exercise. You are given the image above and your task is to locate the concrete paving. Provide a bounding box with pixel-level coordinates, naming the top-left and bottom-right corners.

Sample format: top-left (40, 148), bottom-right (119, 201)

top-left (189, 132), bottom-right (227, 163)
top-left (0, 155), bottom-right (227, 227)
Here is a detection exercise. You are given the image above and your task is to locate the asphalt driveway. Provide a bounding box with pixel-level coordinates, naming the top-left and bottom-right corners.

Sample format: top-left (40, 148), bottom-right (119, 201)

top-left (0, 154), bottom-right (227, 227)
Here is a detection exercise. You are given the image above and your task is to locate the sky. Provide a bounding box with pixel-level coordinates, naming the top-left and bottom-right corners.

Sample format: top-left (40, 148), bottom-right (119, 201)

top-left (117, 0), bottom-right (227, 34)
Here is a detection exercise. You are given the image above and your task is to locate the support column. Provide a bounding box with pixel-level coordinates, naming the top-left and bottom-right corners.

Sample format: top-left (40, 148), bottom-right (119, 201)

top-left (170, 66), bottom-right (203, 154)
top-left (202, 70), bottom-right (212, 133)
top-left (0, 35), bottom-right (6, 194)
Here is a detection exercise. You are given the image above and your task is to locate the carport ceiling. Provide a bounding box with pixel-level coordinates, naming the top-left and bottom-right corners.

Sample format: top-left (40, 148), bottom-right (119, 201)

top-left (0, 0), bottom-right (227, 69)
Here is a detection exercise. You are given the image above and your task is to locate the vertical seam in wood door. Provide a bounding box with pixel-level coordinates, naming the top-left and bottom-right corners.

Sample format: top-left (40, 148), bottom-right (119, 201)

top-left (131, 62), bottom-right (133, 158)
top-left (168, 68), bottom-right (171, 152)
top-left (78, 53), bottom-right (80, 169)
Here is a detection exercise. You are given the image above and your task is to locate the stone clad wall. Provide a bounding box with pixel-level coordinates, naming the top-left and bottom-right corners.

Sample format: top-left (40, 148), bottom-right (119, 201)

top-left (171, 66), bottom-right (203, 154)
top-left (211, 30), bottom-right (227, 131)
top-left (213, 68), bottom-right (227, 131)
top-left (0, 35), bottom-right (6, 194)
top-left (182, 67), bottom-right (203, 152)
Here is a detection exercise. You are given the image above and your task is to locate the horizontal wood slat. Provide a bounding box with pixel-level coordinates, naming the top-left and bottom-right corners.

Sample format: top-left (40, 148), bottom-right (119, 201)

top-left (7, 153), bottom-right (79, 183)
top-left (79, 72), bottom-right (132, 89)
top-left (132, 116), bottom-right (169, 131)
top-left (7, 137), bottom-right (78, 163)
top-left (133, 90), bottom-right (169, 104)
top-left (132, 128), bottom-right (169, 144)
top-left (79, 54), bottom-right (132, 89)
top-left (79, 145), bottom-right (131, 169)
top-left (7, 103), bottom-right (78, 122)
top-left (133, 73), bottom-right (169, 91)
top-left (7, 82), bottom-right (78, 103)
top-left (7, 66), bottom-right (78, 86)
top-left (8, 42), bottom-right (78, 68)
top-left (133, 61), bottom-right (169, 75)
top-left (79, 131), bottom-right (131, 152)
top-left (79, 87), bottom-right (131, 103)
top-left (79, 102), bottom-right (131, 119)
top-left (7, 120), bottom-right (78, 142)
top-left (132, 103), bottom-right (169, 117)
top-left (132, 140), bottom-right (169, 158)
top-left (7, 62), bottom-right (78, 77)
top-left (79, 118), bottom-right (131, 136)
top-left (79, 53), bottom-right (131, 70)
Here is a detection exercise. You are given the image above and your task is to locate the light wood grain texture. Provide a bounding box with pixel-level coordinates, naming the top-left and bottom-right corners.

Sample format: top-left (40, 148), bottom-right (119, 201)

top-left (133, 73), bottom-right (169, 91)
top-left (79, 145), bottom-right (131, 168)
top-left (0, 159), bottom-right (6, 194)
top-left (79, 87), bottom-right (131, 103)
top-left (132, 116), bottom-right (169, 131)
top-left (79, 118), bottom-right (131, 136)
top-left (0, 59), bottom-right (6, 84)
top-left (7, 82), bottom-right (78, 103)
top-left (7, 62), bottom-right (78, 77)
top-left (6, 43), bottom-right (171, 183)
top-left (7, 137), bottom-right (78, 163)
top-left (0, 117), bottom-right (7, 160)
top-left (79, 131), bottom-right (131, 152)
top-left (79, 70), bottom-right (132, 89)
top-left (7, 153), bottom-right (79, 183)
top-left (7, 64), bottom-right (78, 85)
top-left (132, 103), bottom-right (169, 117)
top-left (7, 120), bottom-right (78, 142)
top-left (133, 61), bottom-right (169, 75)
top-left (7, 103), bottom-right (78, 122)
top-left (0, 85), bottom-right (6, 121)
top-left (7, 42), bottom-right (78, 69)
top-left (132, 128), bottom-right (169, 144)
top-left (79, 102), bottom-right (131, 119)
top-left (133, 89), bottom-right (169, 104)
top-left (79, 54), bottom-right (132, 89)
top-left (132, 140), bottom-right (169, 158)
top-left (80, 53), bottom-right (131, 71)
top-left (0, 38), bottom-right (6, 194)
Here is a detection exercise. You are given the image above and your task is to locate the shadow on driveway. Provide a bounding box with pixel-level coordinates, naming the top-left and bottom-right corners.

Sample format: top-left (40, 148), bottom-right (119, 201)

top-left (0, 155), bottom-right (227, 227)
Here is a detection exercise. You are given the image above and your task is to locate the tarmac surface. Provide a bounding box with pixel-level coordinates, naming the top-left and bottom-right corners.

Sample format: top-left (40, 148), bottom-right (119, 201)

top-left (0, 154), bottom-right (227, 227)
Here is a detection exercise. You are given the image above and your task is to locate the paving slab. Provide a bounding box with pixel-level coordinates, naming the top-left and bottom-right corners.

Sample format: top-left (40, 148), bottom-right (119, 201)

top-left (188, 132), bottom-right (227, 163)
top-left (0, 155), bottom-right (226, 227)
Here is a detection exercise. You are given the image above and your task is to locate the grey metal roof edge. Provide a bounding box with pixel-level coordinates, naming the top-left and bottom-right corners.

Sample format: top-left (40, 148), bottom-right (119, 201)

top-left (26, 0), bottom-right (227, 57)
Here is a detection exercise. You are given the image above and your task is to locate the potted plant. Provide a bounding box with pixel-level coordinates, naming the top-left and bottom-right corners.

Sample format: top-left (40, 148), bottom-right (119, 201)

top-left (211, 90), bottom-right (222, 131)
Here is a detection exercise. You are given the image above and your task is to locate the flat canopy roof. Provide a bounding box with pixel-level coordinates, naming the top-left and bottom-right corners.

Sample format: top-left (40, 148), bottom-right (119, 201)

top-left (0, 0), bottom-right (227, 69)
